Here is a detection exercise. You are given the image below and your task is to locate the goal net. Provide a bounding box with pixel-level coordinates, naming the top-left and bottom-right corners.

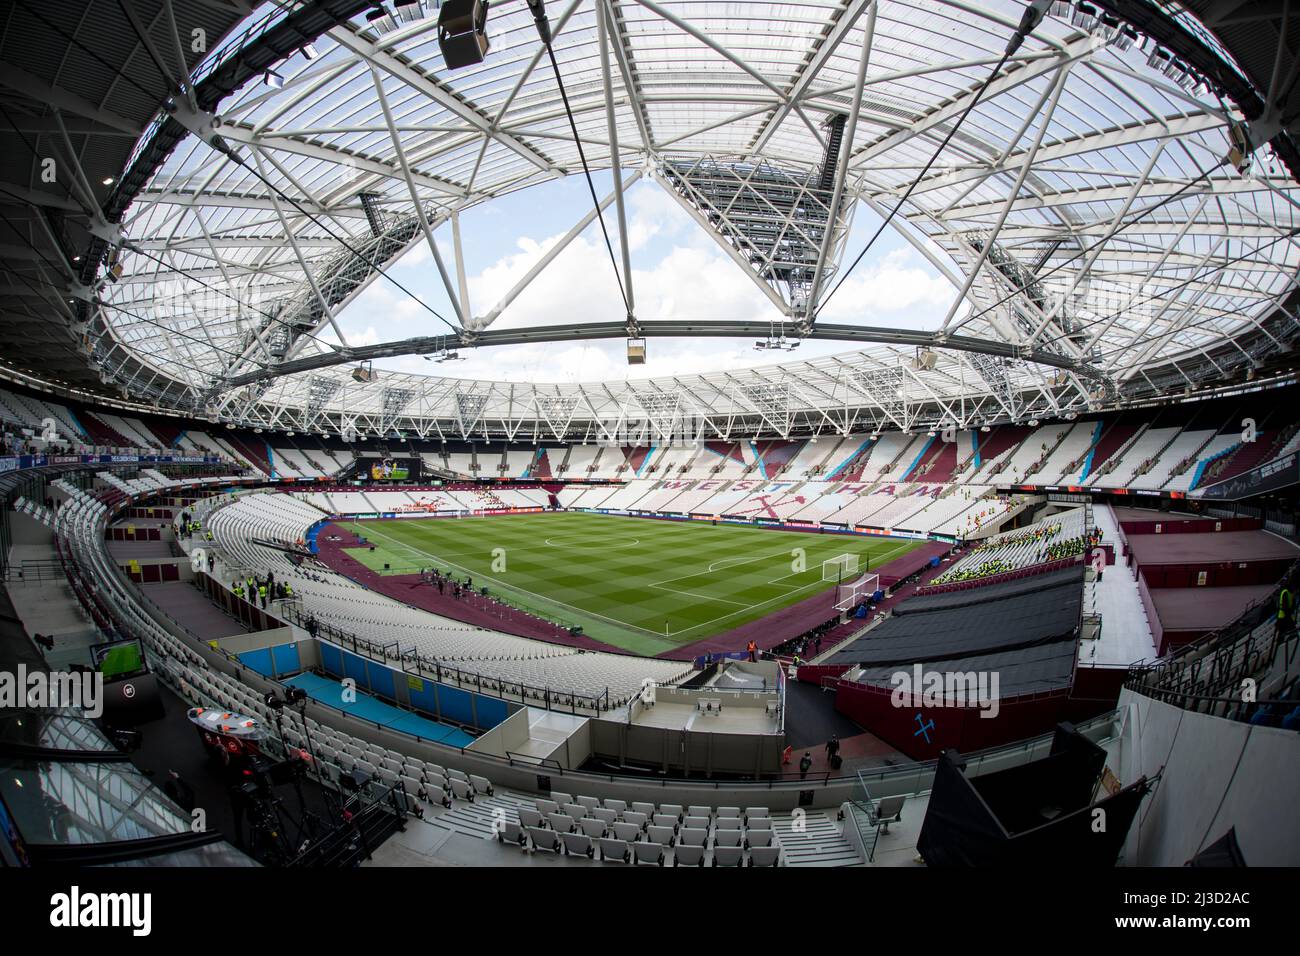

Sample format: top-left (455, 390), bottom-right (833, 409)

top-left (835, 573), bottom-right (880, 613)
top-left (821, 553), bottom-right (860, 582)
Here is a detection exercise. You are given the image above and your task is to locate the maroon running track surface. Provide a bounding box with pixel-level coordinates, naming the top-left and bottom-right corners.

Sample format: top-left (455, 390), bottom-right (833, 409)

top-left (313, 524), bottom-right (630, 654)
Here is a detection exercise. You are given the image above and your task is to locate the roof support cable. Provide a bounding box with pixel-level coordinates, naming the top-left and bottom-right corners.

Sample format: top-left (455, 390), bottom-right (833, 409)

top-left (0, 117), bottom-right (339, 362)
top-left (528, 0), bottom-right (633, 321)
top-left (203, 140), bottom-right (460, 338)
top-left (947, 156), bottom-right (1228, 340)
top-left (815, 0), bottom-right (1054, 321)
top-left (0, 206), bottom-right (250, 363)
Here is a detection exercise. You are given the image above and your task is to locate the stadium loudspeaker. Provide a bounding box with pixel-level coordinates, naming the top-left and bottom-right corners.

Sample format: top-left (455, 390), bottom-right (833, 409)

top-left (438, 0), bottom-right (490, 70)
top-left (536, 774), bottom-right (552, 794)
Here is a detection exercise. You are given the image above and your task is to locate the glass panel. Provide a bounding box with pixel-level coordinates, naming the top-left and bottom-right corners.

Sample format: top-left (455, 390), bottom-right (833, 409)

top-left (0, 709), bottom-right (117, 754)
top-left (94, 842), bottom-right (260, 867)
top-left (0, 759), bottom-right (192, 846)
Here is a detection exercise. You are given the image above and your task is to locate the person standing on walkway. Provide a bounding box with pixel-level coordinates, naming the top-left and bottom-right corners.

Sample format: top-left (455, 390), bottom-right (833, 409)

top-left (799, 752), bottom-right (813, 780)
top-left (825, 735), bottom-right (840, 763)
top-left (1277, 578), bottom-right (1296, 640)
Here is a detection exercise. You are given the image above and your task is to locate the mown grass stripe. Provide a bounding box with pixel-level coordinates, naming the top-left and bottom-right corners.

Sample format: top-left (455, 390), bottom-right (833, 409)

top-left (342, 513), bottom-right (919, 655)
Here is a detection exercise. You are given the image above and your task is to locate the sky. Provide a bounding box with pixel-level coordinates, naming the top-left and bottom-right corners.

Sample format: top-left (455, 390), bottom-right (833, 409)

top-left (328, 170), bottom-right (961, 384)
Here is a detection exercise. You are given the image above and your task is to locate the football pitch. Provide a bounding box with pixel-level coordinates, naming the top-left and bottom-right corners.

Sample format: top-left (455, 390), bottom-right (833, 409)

top-left (339, 512), bottom-right (921, 655)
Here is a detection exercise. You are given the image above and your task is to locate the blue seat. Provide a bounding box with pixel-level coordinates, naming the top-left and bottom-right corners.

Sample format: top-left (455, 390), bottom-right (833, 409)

top-left (1248, 705), bottom-right (1277, 727)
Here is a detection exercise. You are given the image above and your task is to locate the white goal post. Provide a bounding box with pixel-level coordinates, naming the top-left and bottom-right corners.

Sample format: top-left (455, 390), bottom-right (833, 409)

top-left (821, 553), bottom-right (860, 581)
top-left (835, 573), bottom-right (880, 613)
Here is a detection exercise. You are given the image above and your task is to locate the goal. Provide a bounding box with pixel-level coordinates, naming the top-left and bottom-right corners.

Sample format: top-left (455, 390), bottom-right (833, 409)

top-left (835, 573), bottom-right (880, 614)
top-left (821, 553), bottom-right (860, 582)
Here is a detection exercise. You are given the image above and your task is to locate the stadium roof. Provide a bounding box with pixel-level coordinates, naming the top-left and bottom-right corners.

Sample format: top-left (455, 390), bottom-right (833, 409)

top-left (3, 0), bottom-right (1300, 435)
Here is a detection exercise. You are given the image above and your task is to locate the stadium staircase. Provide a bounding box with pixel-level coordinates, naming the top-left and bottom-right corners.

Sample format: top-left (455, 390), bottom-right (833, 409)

top-left (771, 810), bottom-right (862, 866)
top-left (1022, 424), bottom-right (1074, 481)
top-left (1081, 417), bottom-right (1142, 482)
top-left (1196, 419), bottom-right (1300, 489)
top-left (878, 436), bottom-right (921, 479)
top-left (421, 789), bottom-right (539, 841)
top-left (1088, 419), bottom-right (1153, 485)
top-left (828, 440), bottom-right (875, 482)
top-left (1165, 408), bottom-right (1239, 485)
top-left (1127, 422), bottom-right (1187, 483)
top-left (806, 436), bottom-right (847, 478)
top-left (283, 787), bottom-right (408, 867)
top-left (985, 427), bottom-right (1036, 478)
top-left (79, 412), bottom-right (133, 447)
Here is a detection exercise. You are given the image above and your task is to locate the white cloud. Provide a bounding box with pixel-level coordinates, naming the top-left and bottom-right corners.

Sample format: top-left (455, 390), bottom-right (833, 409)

top-left (336, 181), bottom-right (957, 382)
top-left (816, 245), bottom-right (956, 328)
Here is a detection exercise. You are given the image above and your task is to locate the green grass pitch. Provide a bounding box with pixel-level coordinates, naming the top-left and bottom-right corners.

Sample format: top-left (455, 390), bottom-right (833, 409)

top-left (340, 512), bottom-right (921, 656)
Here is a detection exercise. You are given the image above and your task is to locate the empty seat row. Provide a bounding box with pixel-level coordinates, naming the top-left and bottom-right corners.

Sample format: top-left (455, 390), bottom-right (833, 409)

top-left (498, 826), bottom-right (781, 866)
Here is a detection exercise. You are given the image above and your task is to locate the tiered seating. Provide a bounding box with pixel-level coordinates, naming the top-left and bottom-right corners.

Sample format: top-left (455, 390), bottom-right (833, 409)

top-left (503, 448), bottom-right (533, 477)
top-left (648, 480), bottom-right (725, 514)
top-left (0, 386), bottom-right (86, 441)
top-left (647, 444), bottom-right (697, 478)
top-left (1195, 423), bottom-right (1300, 489)
top-left (929, 507), bottom-right (1093, 586)
top-left (1028, 420), bottom-right (1096, 484)
top-left (997, 423), bottom-right (1071, 484)
top-left (904, 486), bottom-right (1000, 534)
top-left (95, 412), bottom-right (160, 448)
top-left (869, 433), bottom-right (927, 481)
top-left (782, 436), bottom-right (842, 479)
top-left (58, 490), bottom-right (500, 814)
top-left (527, 447), bottom-right (557, 479)
top-left (694, 483), bottom-right (762, 515)
top-left (556, 485), bottom-right (616, 508)
top-left (446, 450), bottom-right (475, 476)
top-left (510, 795), bottom-right (781, 866)
top-left (98, 470), bottom-right (180, 497)
top-left (724, 482), bottom-right (819, 520)
top-left (583, 447), bottom-right (622, 479)
top-left (693, 441), bottom-right (748, 478)
top-left (1164, 429), bottom-right (1241, 492)
top-left (79, 411), bottom-right (134, 447)
top-left (633, 481), bottom-right (693, 512)
top-left (561, 444), bottom-right (599, 476)
top-left (843, 489), bottom-right (934, 528)
top-left (907, 432), bottom-right (966, 483)
top-left (203, 493), bottom-right (692, 704)
top-left (1130, 427), bottom-right (1218, 490)
top-left (595, 481), bottom-right (655, 511)
top-left (750, 439), bottom-right (805, 479)
top-left (787, 484), bottom-right (866, 522)
top-left (1092, 426), bottom-right (1179, 487)
top-left (825, 436), bottom-right (882, 481)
